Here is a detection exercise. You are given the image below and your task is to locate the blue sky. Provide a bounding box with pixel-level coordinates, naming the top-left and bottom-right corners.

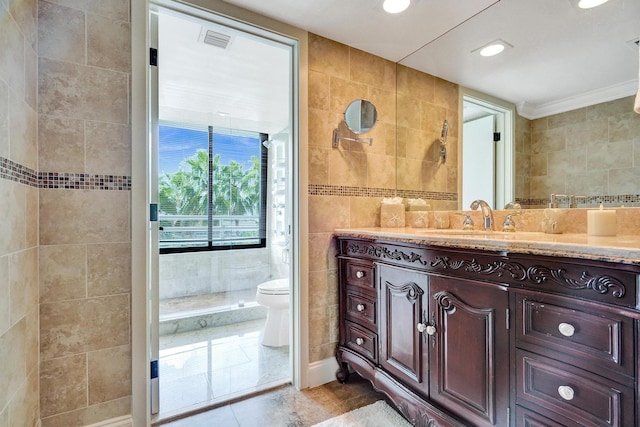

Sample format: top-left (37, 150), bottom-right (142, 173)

top-left (159, 125), bottom-right (260, 174)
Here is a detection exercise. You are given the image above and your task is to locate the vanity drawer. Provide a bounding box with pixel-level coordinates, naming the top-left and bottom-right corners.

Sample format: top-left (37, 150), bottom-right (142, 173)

top-left (345, 288), bottom-right (377, 329)
top-left (515, 406), bottom-right (565, 427)
top-left (345, 320), bottom-right (377, 363)
top-left (343, 259), bottom-right (375, 292)
top-left (516, 350), bottom-right (634, 427)
top-left (516, 293), bottom-right (634, 382)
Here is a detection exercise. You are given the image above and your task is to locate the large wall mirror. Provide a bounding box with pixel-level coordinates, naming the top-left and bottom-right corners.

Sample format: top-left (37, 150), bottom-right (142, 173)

top-left (396, 0), bottom-right (639, 209)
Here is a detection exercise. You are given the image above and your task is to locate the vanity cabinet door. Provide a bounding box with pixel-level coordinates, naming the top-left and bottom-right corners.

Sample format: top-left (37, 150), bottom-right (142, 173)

top-left (378, 264), bottom-right (430, 397)
top-left (428, 275), bottom-right (510, 427)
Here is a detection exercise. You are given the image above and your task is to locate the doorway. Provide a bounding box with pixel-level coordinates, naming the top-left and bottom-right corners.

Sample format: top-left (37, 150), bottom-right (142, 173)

top-left (461, 90), bottom-right (515, 210)
top-left (149, 5), bottom-right (296, 421)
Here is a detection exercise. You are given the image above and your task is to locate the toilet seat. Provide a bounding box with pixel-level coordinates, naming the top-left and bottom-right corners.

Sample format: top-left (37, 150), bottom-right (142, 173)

top-left (257, 279), bottom-right (289, 295)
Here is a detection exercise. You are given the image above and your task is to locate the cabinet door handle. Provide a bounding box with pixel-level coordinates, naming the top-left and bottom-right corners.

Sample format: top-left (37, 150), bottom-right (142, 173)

top-left (557, 385), bottom-right (575, 401)
top-left (417, 323), bottom-right (437, 335)
top-left (558, 322), bottom-right (575, 337)
top-left (356, 304), bottom-right (365, 312)
top-left (355, 337), bottom-right (364, 346)
top-left (355, 271), bottom-right (365, 279)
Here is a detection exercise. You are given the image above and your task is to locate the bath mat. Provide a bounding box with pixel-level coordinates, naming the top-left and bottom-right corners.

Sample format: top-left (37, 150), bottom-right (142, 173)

top-left (312, 400), bottom-right (411, 427)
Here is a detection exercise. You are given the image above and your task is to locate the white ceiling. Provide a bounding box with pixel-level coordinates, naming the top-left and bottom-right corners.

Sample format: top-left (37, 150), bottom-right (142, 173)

top-left (219, 0), bottom-right (639, 119)
top-left (159, 0), bottom-right (640, 131)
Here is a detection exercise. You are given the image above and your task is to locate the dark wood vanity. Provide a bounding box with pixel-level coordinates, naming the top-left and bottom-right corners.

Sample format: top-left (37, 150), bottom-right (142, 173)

top-left (335, 234), bottom-right (640, 427)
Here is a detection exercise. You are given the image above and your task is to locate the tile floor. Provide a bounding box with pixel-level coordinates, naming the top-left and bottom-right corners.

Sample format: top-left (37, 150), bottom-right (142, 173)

top-left (157, 319), bottom-right (290, 420)
top-left (157, 373), bottom-right (387, 426)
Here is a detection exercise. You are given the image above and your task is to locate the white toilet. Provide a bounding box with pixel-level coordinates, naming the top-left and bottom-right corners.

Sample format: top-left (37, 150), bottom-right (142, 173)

top-left (256, 278), bottom-right (290, 347)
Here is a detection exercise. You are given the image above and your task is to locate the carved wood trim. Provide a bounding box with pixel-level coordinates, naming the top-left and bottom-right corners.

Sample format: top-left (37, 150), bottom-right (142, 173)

top-left (385, 280), bottom-right (424, 303)
top-left (431, 256), bottom-right (626, 298)
top-left (346, 242), bottom-right (429, 266)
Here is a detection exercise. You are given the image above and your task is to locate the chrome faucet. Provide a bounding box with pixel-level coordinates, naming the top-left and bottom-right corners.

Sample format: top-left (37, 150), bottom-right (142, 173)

top-left (470, 200), bottom-right (494, 231)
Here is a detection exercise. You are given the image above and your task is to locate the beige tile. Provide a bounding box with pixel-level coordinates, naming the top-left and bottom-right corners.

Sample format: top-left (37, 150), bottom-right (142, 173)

top-left (0, 319), bottom-right (26, 411)
top-left (433, 77), bottom-right (458, 110)
top-left (586, 96), bottom-right (634, 120)
top-left (8, 0), bottom-right (37, 51)
top-left (40, 395), bottom-right (130, 427)
top-left (38, 115), bottom-right (85, 172)
top-left (0, 405), bottom-right (7, 427)
top-left (308, 108), bottom-right (336, 149)
top-left (308, 306), bottom-right (329, 350)
top-left (88, 344), bottom-right (131, 404)
top-left (547, 148), bottom-right (586, 176)
top-left (349, 48), bottom-right (395, 91)
top-left (530, 174), bottom-right (566, 199)
top-left (609, 112), bottom-right (640, 143)
top-left (43, 0), bottom-right (86, 10)
top-left (8, 365), bottom-right (39, 427)
top-left (530, 127), bottom-right (566, 155)
top-left (547, 107), bottom-right (586, 129)
top-left (8, 90), bottom-right (37, 170)
top-left (329, 79), bottom-right (369, 120)
top-left (0, 179), bottom-right (25, 256)
top-left (0, 80), bottom-right (7, 158)
top-left (366, 154), bottom-right (395, 190)
top-left (609, 167), bottom-right (640, 195)
top-left (329, 149), bottom-right (367, 187)
top-left (308, 146), bottom-right (329, 185)
top-left (38, 58), bottom-right (129, 124)
top-left (0, 8), bottom-right (25, 100)
top-left (309, 270), bottom-right (330, 310)
top-left (396, 157), bottom-right (422, 191)
top-left (87, 14), bottom-right (130, 72)
top-left (308, 232), bottom-right (333, 273)
top-left (531, 117), bottom-right (548, 133)
top-left (25, 185), bottom-right (38, 248)
top-left (530, 153), bottom-right (547, 177)
top-left (0, 256), bottom-right (9, 335)
top-left (565, 170), bottom-right (609, 196)
top-left (87, 242), bottom-right (131, 297)
top-left (25, 41), bottom-right (37, 110)
top-left (85, 121), bottom-right (131, 175)
top-left (328, 303), bottom-right (339, 344)
top-left (367, 88), bottom-right (395, 126)
top-left (39, 244), bottom-right (86, 303)
top-left (586, 140), bottom-right (633, 171)
top-left (308, 34), bottom-right (349, 78)
top-left (40, 294), bottom-right (130, 359)
top-left (39, 189), bottom-right (130, 245)
top-left (40, 354), bottom-right (87, 417)
top-left (38, 0), bottom-right (85, 64)
top-left (25, 307), bottom-right (38, 376)
top-left (421, 160), bottom-right (448, 192)
top-left (308, 196), bottom-right (349, 233)
top-left (565, 118), bottom-right (608, 148)
top-left (87, 0), bottom-right (129, 21)
top-left (309, 70), bottom-right (330, 111)
top-left (397, 65), bottom-right (434, 103)
top-left (349, 197), bottom-right (380, 228)
top-left (396, 93), bottom-right (421, 130)
top-left (9, 248), bottom-right (38, 325)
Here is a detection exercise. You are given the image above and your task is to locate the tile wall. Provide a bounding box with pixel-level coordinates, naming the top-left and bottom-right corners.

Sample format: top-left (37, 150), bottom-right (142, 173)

top-left (0, 0), bottom-right (40, 426)
top-left (306, 34), bottom-right (460, 363)
top-left (36, 1), bottom-right (132, 426)
top-left (528, 96), bottom-right (640, 207)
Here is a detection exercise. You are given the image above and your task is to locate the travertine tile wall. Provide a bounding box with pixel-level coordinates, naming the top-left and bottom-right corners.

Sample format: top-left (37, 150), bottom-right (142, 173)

top-left (515, 114), bottom-right (532, 203)
top-left (529, 96), bottom-right (640, 206)
top-left (0, 0), bottom-right (40, 426)
top-left (306, 34), bottom-right (460, 362)
top-left (36, 1), bottom-right (132, 426)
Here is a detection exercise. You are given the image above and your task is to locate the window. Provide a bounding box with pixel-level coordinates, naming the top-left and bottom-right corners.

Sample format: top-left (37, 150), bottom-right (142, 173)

top-left (158, 122), bottom-right (267, 253)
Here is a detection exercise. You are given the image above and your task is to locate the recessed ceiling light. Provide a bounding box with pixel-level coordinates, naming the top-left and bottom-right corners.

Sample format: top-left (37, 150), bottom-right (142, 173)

top-left (383, 0), bottom-right (410, 14)
top-left (480, 44), bottom-right (505, 57)
top-left (473, 39), bottom-right (513, 57)
top-left (578, 0), bottom-right (608, 9)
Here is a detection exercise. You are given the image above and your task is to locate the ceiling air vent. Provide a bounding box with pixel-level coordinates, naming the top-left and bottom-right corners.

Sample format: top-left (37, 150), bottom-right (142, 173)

top-left (203, 29), bottom-right (231, 49)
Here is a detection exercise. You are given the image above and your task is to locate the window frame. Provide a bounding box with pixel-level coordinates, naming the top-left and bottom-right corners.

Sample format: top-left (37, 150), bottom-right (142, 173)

top-left (158, 123), bottom-right (268, 254)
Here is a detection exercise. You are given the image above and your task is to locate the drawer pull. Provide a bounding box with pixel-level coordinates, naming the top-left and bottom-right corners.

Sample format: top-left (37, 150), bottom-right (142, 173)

top-left (558, 322), bottom-right (575, 337)
top-left (557, 385), bottom-right (575, 401)
top-left (355, 337), bottom-right (364, 346)
top-left (355, 271), bottom-right (365, 279)
top-left (356, 304), bottom-right (366, 312)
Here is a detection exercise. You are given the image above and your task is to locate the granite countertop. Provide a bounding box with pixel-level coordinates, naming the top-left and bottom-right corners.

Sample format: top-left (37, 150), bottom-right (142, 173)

top-left (334, 227), bottom-right (640, 266)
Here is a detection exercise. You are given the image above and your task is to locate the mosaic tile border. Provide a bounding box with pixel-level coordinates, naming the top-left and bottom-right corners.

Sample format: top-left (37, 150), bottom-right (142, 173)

top-left (517, 195), bottom-right (640, 208)
top-left (0, 157), bottom-right (132, 190)
top-left (309, 184), bottom-right (458, 201)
